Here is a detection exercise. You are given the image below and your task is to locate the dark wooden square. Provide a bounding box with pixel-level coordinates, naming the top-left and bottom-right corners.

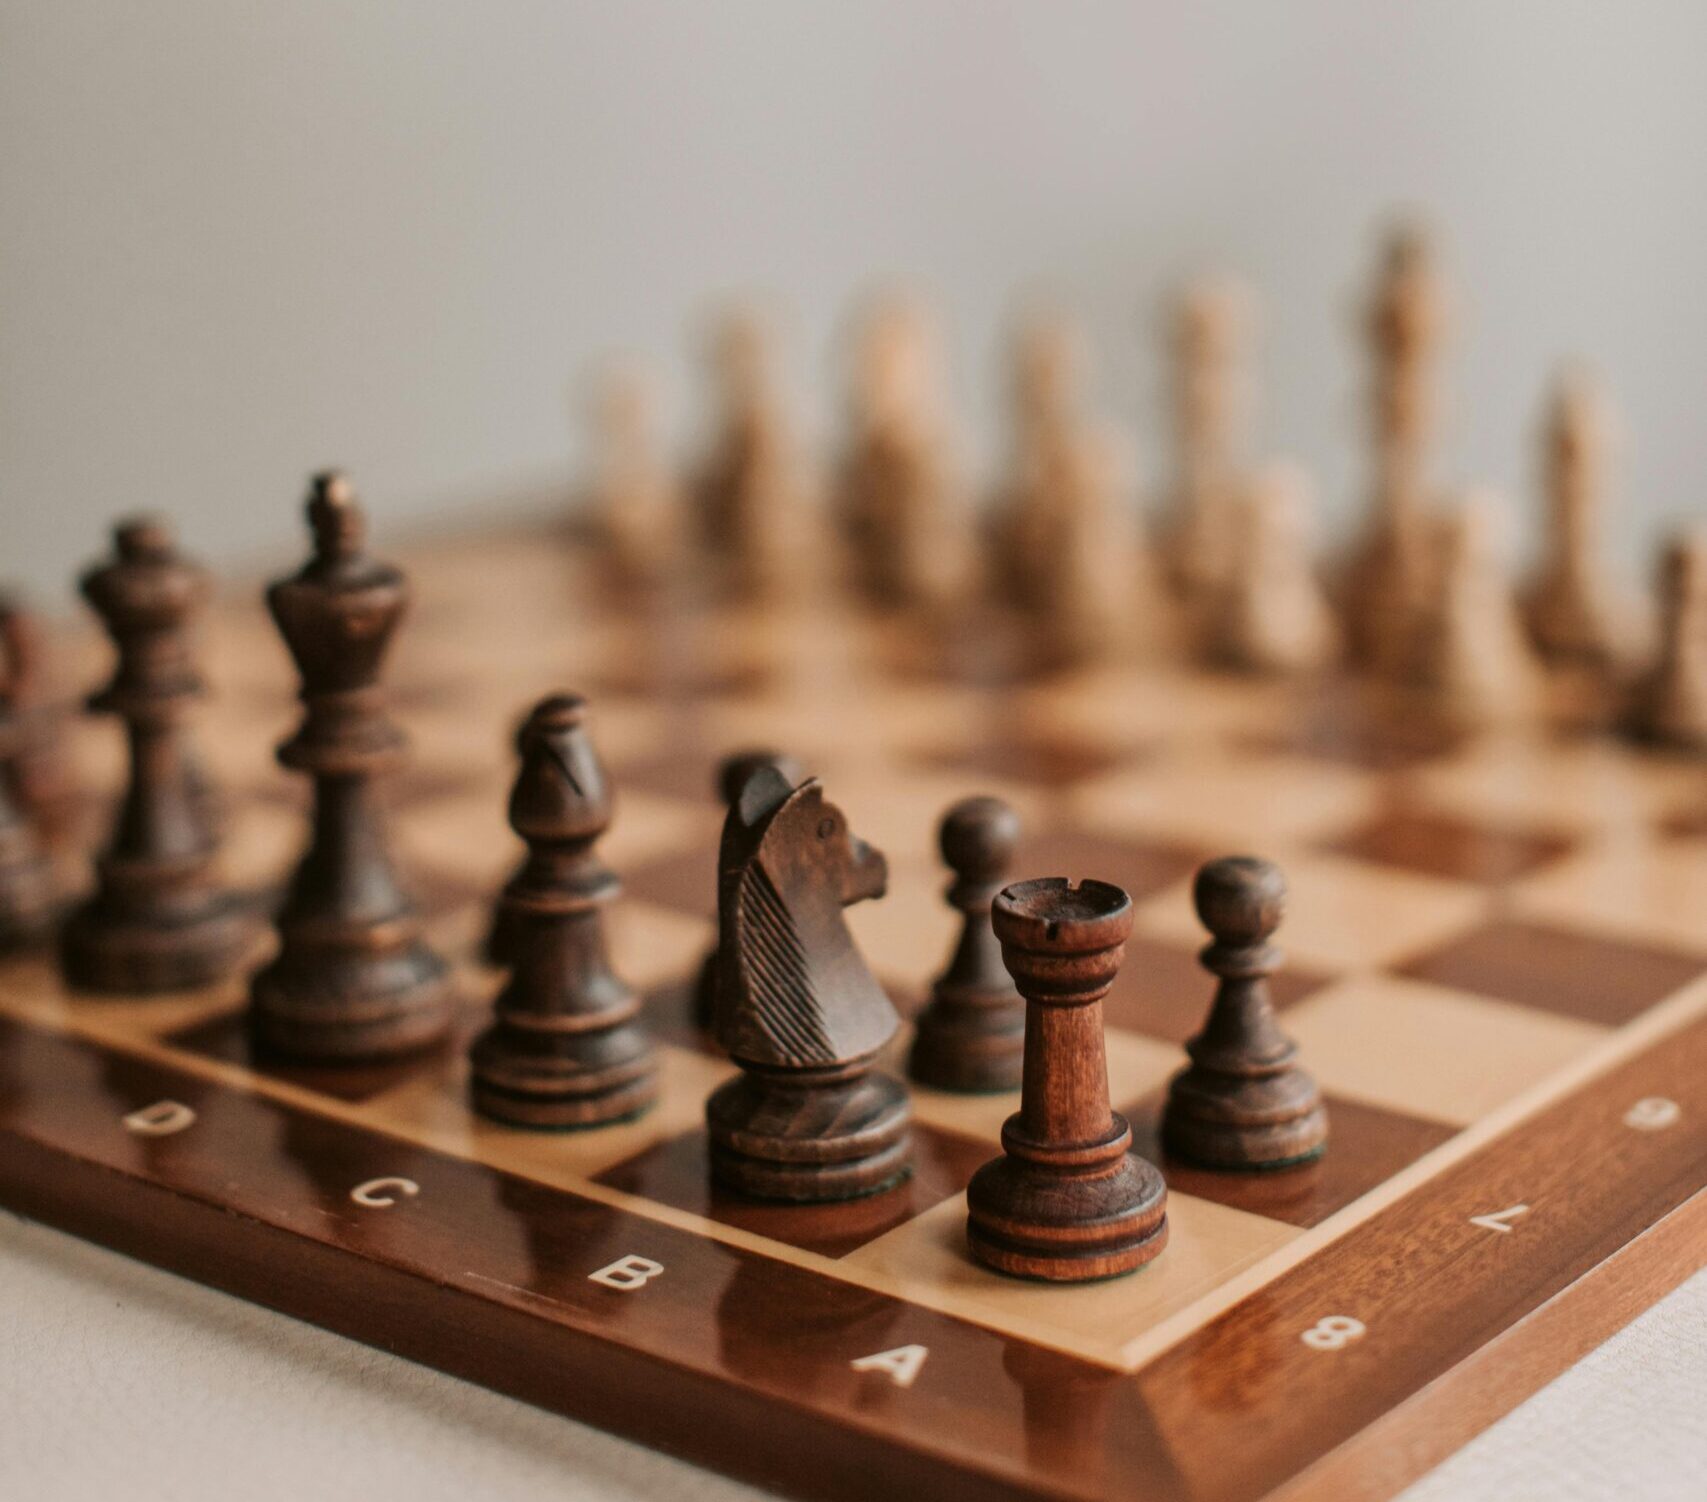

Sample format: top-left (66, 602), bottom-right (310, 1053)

top-left (1320, 808), bottom-right (1577, 885)
top-left (1104, 933), bottom-right (1332, 1044)
top-left (912, 733), bottom-right (1141, 789)
top-left (594, 1122), bottom-right (989, 1258)
top-left (1397, 918), bottom-right (1707, 1026)
top-left (1247, 694), bottom-right (1466, 773)
top-left (1120, 1090), bottom-right (1458, 1229)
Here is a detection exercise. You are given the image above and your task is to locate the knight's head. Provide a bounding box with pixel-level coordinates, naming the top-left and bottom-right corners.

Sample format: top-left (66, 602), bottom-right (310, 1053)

top-left (727, 767), bottom-right (886, 908)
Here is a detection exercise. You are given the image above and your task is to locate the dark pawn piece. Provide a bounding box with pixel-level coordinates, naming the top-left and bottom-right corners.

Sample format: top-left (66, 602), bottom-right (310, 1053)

top-left (60, 519), bottom-right (251, 992)
top-left (966, 878), bottom-right (1168, 1282)
top-left (704, 766), bottom-right (910, 1202)
top-left (470, 694), bottom-right (657, 1128)
top-left (907, 796), bottom-right (1025, 1092)
top-left (691, 747), bottom-right (805, 1031)
top-left (0, 671), bottom-right (52, 949)
top-left (247, 473), bottom-right (454, 1061)
top-left (1161, 856), bottom-right (1327, 1170)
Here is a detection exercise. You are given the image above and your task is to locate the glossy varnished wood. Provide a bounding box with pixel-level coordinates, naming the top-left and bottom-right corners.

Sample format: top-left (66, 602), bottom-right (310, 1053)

top-left (2, 998), bottom-right (1704, 1501)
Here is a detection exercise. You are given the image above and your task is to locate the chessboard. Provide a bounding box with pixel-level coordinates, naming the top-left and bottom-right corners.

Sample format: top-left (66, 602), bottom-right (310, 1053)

top-left (3, 518), bottom-right (1706, 1502)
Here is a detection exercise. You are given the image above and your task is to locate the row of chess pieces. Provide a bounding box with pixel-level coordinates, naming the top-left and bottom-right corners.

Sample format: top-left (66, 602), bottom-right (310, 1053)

top-left (580, 222), bottom-right (1707, 745)
top-left (0, 479), bottom-right (1317, 1282)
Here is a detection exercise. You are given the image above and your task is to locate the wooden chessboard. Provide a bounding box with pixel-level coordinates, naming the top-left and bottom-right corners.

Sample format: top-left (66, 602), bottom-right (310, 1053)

top-left (4, 520), bottom-right (1706, 1502)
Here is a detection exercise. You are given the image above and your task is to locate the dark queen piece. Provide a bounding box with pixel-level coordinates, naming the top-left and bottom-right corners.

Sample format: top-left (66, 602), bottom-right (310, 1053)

top-left (470, 693), bottom-right (658, 1128)
top-left (704, 767), bottom-right (911, 1202)
top-left (1161, 855), bottom-right (1328, 1170)
top-left (966, 877), bottom-right (1168, 1282)
top-left (247, 473), bottom-right (454, 1061)
top-left (60, 518), bottom-right (251, 991)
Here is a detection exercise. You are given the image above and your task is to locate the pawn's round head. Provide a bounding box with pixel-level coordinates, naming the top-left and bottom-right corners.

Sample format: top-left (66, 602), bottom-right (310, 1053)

top-left (939, 795), bottom-right (1020, 881)
top-left (717, 747), bottom-right (803, 808)
top-left (1193, 856), bottom-right (1285, 946)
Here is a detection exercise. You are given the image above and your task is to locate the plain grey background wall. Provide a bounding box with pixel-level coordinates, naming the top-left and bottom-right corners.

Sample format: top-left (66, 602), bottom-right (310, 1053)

top-left (4, 1), bottom-right (1706, 601)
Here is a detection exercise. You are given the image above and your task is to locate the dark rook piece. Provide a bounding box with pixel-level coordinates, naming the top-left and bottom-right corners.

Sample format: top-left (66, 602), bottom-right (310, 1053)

top-left (248, 473), bottom-right (453, 1060)
top-left (966, 877), bottom-right (1168, 1281)
top-left (61, 519), bottom-right (250, 991)
top-left (692, 747), bottom-right (805, 1031)
top-left (1161, 855), bottom-right (1327, 1169)
top-left (907, 795), bottom-right (1025, 1092)
top-left (470, 694), bottom-right (658, 1127)
top-left (705, 767), bottom-right (911, 1201)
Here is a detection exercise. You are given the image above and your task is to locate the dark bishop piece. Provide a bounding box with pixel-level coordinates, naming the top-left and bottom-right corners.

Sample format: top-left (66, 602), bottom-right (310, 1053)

top-left (907, 795), bottom-right (1025, 1093)
top-left (705, 767), bottom-right (911, 1201)
top-left (692, 747), bottom-right (806, 1032)
top-left (1161, 856), bottom-right (1327, 1169)
top-left (470, 694), bottom-right (657, 1128)
top-left (61, 518), bottom-right (251, 991)
top-left (966, 878), bottom-right (1168, 1282)
top-left (247, 473), bottom-right (454, 1061)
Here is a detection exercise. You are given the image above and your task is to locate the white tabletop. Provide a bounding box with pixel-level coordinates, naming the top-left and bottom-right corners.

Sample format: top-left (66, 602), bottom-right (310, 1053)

top-left (2, 1211), bottom-right (1702, 1502)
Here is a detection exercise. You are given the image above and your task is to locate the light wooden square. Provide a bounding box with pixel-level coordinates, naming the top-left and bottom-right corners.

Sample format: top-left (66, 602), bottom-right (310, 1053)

top-left (1071, 750), bottom-right (1378, 853)
top-left (0, 957), bottom-right (246, 1042)
top-left (1514, 837), bottom-right (1707, 953)
top-left (221, 799), bottom-right (305, 893)
top-left (845, 859), bottom-right (958, 991)
top-left (842, 1189), bottom-right (1299, 1367)
top-left (1410, 734), bottom-right (1701, 835)
top-left (1281, 974), bottom-right (1609, 1126)
top-left (358, 1041), bottom-right (735, 1183)
top-left (1131, 851), bottom-right (1488, 973)
top-left (1024, 666), bottom-right (1288, 750)
top-left (827, 766), bottom-right (1042, 875)
top-left (607, 899), bottom-right (715, 989)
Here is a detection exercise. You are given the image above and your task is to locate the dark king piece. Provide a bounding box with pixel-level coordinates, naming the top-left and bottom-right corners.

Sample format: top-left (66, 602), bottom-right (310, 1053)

top-left (247, 473), bottom-right (454, 1061)
top-left (704, 767), bottom-right (911, 1201)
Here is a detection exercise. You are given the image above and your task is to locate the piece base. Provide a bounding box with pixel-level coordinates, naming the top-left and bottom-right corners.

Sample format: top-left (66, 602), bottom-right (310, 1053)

top-left (60, 898), bottom-right (255, 996)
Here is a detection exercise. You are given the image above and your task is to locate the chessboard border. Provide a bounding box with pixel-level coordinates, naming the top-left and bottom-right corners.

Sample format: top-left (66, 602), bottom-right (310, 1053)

top-left (4, 981), bottom-right (1705, 1502)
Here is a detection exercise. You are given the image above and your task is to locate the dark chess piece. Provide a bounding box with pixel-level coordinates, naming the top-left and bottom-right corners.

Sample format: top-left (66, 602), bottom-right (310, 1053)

top-left (247, 473), bottom-right (454, 1061)
top-left (966, 877), bottom-right (1168, 1282)
top-left (0, 668), bottom-right (52, 949)
top-left (704, 766), bottom-right (910, 1202)
top-left (1161, 856), bottom-right (1327, 1169)
top-left (907, 795), bottom-right (1024, 1092)
top-left (691, 747), bottom-right (805, 1032)
top-left (60, 519), bottom-right (251, 992)
top-left (470, 694), bottom-right (658, 1128)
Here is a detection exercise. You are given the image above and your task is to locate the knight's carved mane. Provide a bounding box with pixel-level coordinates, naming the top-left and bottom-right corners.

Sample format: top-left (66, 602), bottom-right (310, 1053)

top-left (715, 774), bottom-right (896, 1068)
